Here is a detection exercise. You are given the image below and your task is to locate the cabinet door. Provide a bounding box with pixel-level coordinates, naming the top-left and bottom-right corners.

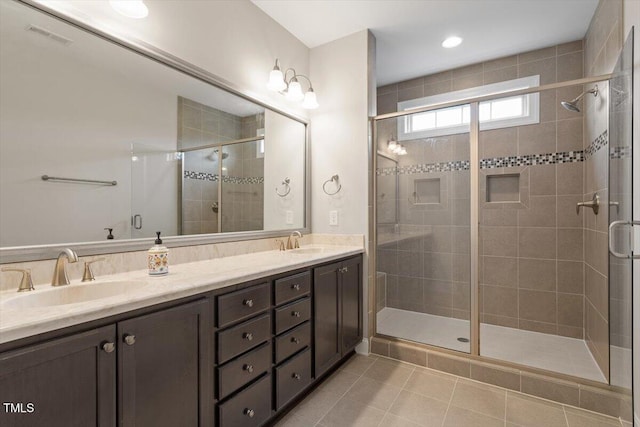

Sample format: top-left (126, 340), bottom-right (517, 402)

top-left (0, 325), bottom-right (116, 427)
top-left (118, 300), bottom-right (211, 427)
top-left (313, 262), bottom-right (341, 378)
top-left (341, 256), bottom-right (363, 354)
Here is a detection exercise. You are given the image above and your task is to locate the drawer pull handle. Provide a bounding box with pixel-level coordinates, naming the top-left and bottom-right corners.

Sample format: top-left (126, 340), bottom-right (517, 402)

top-left (291, 337), bottom-right (300, 344)
top-left (243, 364), bottom-right (254, 373)
top-left (243, 299), bottom-right (254, 308)
top-left (244, 408), bottom-right (255, 418)
top-left (243, 332), bottom-right (253, 341)
top-left (123, 334), bottom-right (136, 346)
top-left (291, 284), bottom-right (301, 291)
top-left (102, 342), bottom-right (115, 353)
top-left (292, 311), bottom-right (301, 318)
top-left (292, 373), bottom-right (301, 381)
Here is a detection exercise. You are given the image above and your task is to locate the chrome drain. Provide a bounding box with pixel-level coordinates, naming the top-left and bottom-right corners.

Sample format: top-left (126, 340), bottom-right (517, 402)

top-left (457, 337), bottom-right (469, 343)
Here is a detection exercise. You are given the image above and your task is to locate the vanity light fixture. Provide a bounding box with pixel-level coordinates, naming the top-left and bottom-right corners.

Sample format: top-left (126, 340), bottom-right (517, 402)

top-left (109, 0), bottom-right (149, 19)
top-left (388, 138), bottom-right (407, 156)
top-left (267, 59), bottom-right (319, 109)
top-left (442, 36), bottom-right (463, 48)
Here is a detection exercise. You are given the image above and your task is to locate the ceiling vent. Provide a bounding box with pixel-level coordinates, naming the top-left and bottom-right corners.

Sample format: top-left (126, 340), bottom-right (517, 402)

top-left (25, 25), bottom-right (73, 46)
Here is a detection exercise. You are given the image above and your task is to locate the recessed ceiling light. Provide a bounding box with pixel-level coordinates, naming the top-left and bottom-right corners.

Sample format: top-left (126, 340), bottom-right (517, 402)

top-left (442, 36), bottom-right (463, 48)
top-left (109, 0), bottom-right (149, 19)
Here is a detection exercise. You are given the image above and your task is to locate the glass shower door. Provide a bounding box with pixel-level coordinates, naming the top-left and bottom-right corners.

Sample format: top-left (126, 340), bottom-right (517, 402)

top-left (608, 30), bottom-right (633, 408)
top-left (375, 109), bottom-right (471, 353)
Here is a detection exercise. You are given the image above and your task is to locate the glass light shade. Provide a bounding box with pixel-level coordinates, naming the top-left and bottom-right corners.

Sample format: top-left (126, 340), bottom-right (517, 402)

top-left (302, 90), bottom-right (319, 109)
top-left (267, 69), bottom-right (286, 92)
top-left (286, 80), bottom-right (304, 102)
top-left (388, 140), bottom-right (398, 151)
top-left (398, 147), bottom-right (407, 155)
top-left (109, 0), bottom-right (149, 19)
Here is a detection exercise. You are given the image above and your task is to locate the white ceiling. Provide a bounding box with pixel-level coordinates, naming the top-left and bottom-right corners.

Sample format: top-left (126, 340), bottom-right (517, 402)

top-left (251, 0), bottom-right (599, 86)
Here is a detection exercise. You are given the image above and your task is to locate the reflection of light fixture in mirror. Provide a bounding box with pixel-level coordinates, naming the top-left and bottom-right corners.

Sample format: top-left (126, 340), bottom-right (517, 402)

top-left (388, 138), bottom-right (407, 155)
top-left (109, 0), bottom-right (149, 19)
top-left (267, 58), bottom-right (319, 109)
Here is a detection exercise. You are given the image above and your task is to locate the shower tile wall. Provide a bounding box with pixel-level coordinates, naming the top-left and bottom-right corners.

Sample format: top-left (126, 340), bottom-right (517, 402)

top-left (582, 0), bottom-right (622, 379)
top-left (178, 97), bottom-right (264, 234)
top-left (376, 40), bottom-right (586, 338)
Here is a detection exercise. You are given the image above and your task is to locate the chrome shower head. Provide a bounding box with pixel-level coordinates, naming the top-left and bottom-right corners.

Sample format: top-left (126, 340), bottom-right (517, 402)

top-left (560, 85), bottom-right (599, 113)
top-left (206, 149), bottom-right (229, 161)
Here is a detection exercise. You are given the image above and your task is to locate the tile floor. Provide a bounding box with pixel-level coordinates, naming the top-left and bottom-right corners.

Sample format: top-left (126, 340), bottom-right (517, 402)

top-left (275, 354), bottom-right (629, 427)
top-left (377, 307), bottom-right (606, 382)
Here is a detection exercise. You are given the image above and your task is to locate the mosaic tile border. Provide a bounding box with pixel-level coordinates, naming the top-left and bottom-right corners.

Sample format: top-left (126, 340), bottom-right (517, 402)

top-left (610, 146), bottom-right (631, 160)
top-left (377, 130), bottom-right (608, 176)
top-left (184, 170), bottom-right (264, 184)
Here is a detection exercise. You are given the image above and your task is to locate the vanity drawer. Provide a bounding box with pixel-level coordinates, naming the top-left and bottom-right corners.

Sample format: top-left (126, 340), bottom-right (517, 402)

top-left (274, 297), bottom-right (310, 335)
top-left (217, 282), bottom-right (270, 328)
top-left (218, 374), bottom-right (272, 427)
top-left (275, 348), bottom-right (311, 410)
top-left (275, 271), bottom-right (311, 305)
top-left (217, 342), bottom-right (272, 400)
top-left (274, 321), bottom-right (311, 364)
top-left (217, 314), bottom-right (271, 364)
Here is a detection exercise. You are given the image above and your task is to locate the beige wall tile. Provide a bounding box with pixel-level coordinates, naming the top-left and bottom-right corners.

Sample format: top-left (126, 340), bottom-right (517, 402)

top-left (518, 46), bottom-right (557, 64)
top-left (557, 260), bottom-right (584, 294)
top-left (518, 258), bottom-right (556, 291)
top-left (518, 227), bottom-right (556, 259)
top-left (519, 289), bottom-right (557, 323)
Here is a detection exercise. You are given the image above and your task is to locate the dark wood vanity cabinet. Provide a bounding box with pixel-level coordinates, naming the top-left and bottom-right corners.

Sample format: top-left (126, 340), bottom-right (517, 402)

top-left (0, 253), bottom-right (362, 427)
top-left (0, 300), bottom-right (211, 427)
top-left (118, 300), bottom-right (210, 427)
top-left (313, 256), bottom-right (363, 378)
top-left (0, 326), bottom-right (117, 427)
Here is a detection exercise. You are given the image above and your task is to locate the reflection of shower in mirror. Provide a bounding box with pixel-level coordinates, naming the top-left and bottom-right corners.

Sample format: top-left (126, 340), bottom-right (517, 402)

top-left (206, 149), bottom-right (229, 161)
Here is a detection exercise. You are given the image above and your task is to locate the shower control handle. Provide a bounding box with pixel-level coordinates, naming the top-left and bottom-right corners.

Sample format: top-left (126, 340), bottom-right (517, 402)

top-left (576, 194), bottom-right (599, 215)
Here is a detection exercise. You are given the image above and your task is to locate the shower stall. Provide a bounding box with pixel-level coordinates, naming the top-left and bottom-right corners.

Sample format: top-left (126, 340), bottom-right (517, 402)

top-left (373, 33), bottom-right (634, 398)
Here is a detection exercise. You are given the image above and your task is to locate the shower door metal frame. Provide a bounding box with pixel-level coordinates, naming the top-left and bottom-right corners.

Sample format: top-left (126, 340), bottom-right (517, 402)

top-left (371, 73), bottom-right (613, 358)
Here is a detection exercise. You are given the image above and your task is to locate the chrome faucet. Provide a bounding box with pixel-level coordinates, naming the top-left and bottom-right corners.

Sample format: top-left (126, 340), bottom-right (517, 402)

top-left (51, 248), bottom-right (78, 286)
top-left (286, 231), bottom-right (302, 250)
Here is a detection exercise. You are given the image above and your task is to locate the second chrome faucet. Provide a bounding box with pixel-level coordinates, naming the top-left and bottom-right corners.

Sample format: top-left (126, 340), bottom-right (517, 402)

top-left (51, 248), bottom-right (78, 286)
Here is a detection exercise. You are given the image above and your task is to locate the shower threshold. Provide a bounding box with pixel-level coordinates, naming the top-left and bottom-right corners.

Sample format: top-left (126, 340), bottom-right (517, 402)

top-left (377, 307), bottom-right (606, 383)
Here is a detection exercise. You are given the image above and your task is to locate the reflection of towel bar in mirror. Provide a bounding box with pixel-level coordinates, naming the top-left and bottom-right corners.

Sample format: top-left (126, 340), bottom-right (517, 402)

top-left (276, 178), bottom-right (291, 197)
top-left (226, 190), bottom-right (258, 196)
top-left (322, 174), bottom-right (341, 195)
top-left (42, 175), bottom-right (117, 186)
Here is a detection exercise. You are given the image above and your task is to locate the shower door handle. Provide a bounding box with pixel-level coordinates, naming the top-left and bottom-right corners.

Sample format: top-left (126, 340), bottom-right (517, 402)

top-left (608, 220), bottom-right (640, 259)
top-left (132, 214), bottom-right (142, 230)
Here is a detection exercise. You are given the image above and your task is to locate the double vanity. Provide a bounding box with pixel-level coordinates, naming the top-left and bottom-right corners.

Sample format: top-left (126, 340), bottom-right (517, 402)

top-left (0, 244), bottom-right (363, 427)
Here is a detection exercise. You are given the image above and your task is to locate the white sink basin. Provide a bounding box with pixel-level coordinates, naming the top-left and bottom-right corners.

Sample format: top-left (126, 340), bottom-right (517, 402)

top-left (289, 247), bottom-right (329, 255)
top-left (1, 280), bottom-right (148, 310)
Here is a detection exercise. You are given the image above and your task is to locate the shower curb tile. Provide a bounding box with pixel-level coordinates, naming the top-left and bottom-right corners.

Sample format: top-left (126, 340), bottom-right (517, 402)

top-left (520, 372), bottom-right (580, 406)
top-left (370, 337), bottom-right (389, 356)
top-left (389, 341), bottom-right (427, 367)
top-left (427, 352), bottom-right (470, 378)
top-left (470, 360), bottom-right (521, 391)
top-left (578, 385), bottom-right (631, 420)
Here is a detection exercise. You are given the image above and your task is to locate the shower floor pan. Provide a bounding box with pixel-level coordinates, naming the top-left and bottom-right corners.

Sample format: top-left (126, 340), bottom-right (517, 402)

top-left (377, 307), bottom-right (606, 383)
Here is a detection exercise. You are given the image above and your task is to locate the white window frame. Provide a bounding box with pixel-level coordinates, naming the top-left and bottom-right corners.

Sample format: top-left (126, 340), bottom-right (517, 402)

top-left (397, 75), bottom-right (540, 141)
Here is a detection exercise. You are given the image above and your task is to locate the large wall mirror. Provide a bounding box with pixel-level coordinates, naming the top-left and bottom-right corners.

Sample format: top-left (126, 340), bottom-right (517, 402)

top-left (0, 0), bottom-right (308, 262)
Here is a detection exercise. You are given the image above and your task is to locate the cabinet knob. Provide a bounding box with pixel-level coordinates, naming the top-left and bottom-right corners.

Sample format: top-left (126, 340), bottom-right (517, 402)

top-left (243, 299), bottom-right (254, 308)
top-left (243, 332), bottom-right (253, 341)
top-left (291, 373), bottom-right (301, 381)
top-left (343, 266), bottom-right (349, 273)
top-left (243, 364), bottom-right (254, 373)
top-left (102, 342), bottom-right (115, 353)
top-left (291, 311), bottom-right (301, 318)
top-left (291, 284), bottom-right (301, 291)
top-left (291, 337), bottom-right (300, 344)
top-left (123, 334), bottom-right (136, 346)
top-left (244, 408), bottom-right (255, 418)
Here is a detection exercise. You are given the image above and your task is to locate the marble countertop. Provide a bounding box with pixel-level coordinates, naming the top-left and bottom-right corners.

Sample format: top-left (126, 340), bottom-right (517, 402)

top-left (0, 244), bottom-right (363, 344)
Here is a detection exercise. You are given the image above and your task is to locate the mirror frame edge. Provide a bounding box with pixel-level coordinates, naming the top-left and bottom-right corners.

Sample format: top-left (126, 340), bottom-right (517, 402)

top-left (1, 0), bottom-right (311, 263)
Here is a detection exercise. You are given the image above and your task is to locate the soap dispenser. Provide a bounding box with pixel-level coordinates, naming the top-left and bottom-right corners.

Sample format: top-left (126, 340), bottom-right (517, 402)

top-left (148, 231), bottom-right (169, 276)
